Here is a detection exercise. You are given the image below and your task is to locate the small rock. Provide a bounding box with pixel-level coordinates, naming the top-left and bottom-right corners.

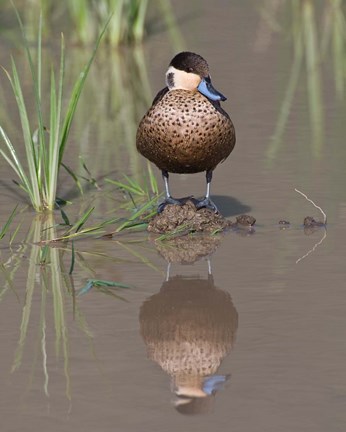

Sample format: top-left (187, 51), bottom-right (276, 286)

top-left (235, 214), bottom-right (256, 226)
top-left (303, 216), bottom-right (325, 227)
top-left (278, 220), bottom-right (290, 230)
top-left (279, 220), bottom-right (290, 226)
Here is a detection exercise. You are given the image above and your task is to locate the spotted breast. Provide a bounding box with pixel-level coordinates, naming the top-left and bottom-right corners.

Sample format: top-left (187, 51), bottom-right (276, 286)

top-left (136, 89), bottom-right (235, 174)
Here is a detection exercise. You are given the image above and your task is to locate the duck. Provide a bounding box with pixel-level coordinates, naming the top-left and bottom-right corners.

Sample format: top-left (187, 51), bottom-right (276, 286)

top-left (136, 51), bottom-right (236, 213)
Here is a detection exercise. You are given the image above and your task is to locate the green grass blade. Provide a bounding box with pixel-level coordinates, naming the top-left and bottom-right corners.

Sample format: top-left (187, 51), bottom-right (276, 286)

top-left (0, 205), bottom-right (18, 240)
top-left (0, 126), bottom-right (34, 206)
top-left (39, 245), bottom-right (50, 265)
top-left (123, 174), bottom-right (145, 192)
top-left (155, 223), bottom-right (191, 241)
top-left (37, 13), bottom-right (42, 105)
top-left (0, 127), bottom-right (29, 188)
top-left (9, 221), bottom-right (22, 246)
top-left (78, 278), bottom-right (132, 296)
top-left (67, 207), bottom-right (95, 233)
top-left (132, 0), bottom-right (148, 42)
top-left (78, 280), bottom-right (94, 296)
top-left (88, 279), bottom-right (132, 289)
top-left (47, 66), bottom-right (57, 205)
top-left (48, 34), bottom-right (65, 208)
top-left (7, 59), bottom-right (41, 209)
top-left (59, 207), bottom-right (71, 226)
top-left (61, 163), bottom-right (83, 196)
top-left (69, 241), bottom-right (75, 275)
top-left (107, 0), bottom-right (125, 45)
top-left (116, 195), bottom-right (158, 232)
top-left (42, 215), bottom-right (121, 242)
top-left (13, 7), bottom-right (46, 171)
top-left (147, 161), bottom-right (158, 195)
top-left (116, 241), bottom-right (161, 273)
top-left (106, 177), bottom-right (145, 196)
top-left (79, 157), bottom-right (100, 190)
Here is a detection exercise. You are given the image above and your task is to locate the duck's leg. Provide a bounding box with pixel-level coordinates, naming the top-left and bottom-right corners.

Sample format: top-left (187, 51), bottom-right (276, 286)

top-left (162, 170), bottom-right (172, 200)
top-left (158, 170), bottom-right (182, 213)
top-left (196, 170), bottom-right (219, 213)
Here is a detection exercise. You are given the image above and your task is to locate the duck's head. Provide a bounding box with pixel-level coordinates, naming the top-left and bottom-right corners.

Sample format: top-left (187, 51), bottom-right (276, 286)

top-left (165, 51), bottom-right (227, 102)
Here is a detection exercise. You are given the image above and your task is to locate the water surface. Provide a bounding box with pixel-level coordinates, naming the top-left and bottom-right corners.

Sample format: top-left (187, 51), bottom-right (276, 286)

top-left (1, 1), bottom-right (346, 431)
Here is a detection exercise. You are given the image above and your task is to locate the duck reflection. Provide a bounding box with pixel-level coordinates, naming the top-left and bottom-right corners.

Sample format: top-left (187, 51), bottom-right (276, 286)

top-left (139, 261), bottom-right (238, 414)
top-left (152, 233), bottom-right (222, 264)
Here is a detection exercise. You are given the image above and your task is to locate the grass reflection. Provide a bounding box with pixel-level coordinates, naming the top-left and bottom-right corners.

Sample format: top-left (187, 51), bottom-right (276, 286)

top-left (73, 46), bottom-right (153, 180)
top-left (11, 215), bottom-right (73, 399)
top-left (321, 0), bottom-right (346, 99)
top-left (4, 214), bottom-right (128, 401)
top-left (263, 0), bottom-right (346, 161)
top-left (303, 0), bottom-right (324, 157)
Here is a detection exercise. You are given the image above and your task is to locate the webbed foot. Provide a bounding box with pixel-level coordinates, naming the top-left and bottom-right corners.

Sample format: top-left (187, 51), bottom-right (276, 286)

top-left (195, 197), bottom-right (219, 213)
top-left (158, 196), bottom-right (194, 213)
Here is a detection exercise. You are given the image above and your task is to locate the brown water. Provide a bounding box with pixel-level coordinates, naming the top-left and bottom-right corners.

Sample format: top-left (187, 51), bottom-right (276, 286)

top-left (1, 1), bottom-right (346, 431)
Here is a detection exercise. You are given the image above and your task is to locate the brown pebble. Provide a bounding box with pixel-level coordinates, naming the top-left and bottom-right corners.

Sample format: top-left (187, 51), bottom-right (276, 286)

top-left (235, 214), bottom-right (256, 226)
top-left (279, 220), bottom-right (290, 225)
top-left (303, 216), bottom-right (325, 227)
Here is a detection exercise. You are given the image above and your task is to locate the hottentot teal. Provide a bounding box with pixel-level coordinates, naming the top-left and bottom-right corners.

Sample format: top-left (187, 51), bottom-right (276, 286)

top-left (136, 51), bottom-right (236, 213)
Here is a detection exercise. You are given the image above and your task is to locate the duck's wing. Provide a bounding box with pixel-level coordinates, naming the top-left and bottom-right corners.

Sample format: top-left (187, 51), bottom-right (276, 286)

top-left (151, 87), bottom-right (169, 107)
top-left (210, 99), bottom-right (231, 120)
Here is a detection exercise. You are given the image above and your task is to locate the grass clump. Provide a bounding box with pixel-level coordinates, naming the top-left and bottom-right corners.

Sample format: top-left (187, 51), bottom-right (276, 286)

top-left (0, 11), bottom-right (109, 212)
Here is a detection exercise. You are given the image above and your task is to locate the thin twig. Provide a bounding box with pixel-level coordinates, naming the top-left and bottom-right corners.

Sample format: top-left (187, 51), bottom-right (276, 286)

top-left (296, 229), bottom-right (327, 264)
top-left (294, 188), bottom-right (327, 224)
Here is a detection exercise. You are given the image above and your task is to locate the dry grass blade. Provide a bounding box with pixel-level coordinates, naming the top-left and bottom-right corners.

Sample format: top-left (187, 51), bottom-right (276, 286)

top-left (296, 230), bottom-right (327, 264)
top-left (294, 188), bottom-right (327, 224)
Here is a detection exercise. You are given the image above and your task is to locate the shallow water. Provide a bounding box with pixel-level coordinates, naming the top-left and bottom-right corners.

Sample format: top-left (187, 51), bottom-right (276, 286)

top-left (1, 1), bottom-right (346, 431)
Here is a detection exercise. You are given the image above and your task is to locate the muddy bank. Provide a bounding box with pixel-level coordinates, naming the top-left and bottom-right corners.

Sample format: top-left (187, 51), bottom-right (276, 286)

top-left (147, 200), bottom-right (256, 235)
top-left (146, 199), bottom-right (328, 239)
top-left (147, 201), bottom-right (231, 234)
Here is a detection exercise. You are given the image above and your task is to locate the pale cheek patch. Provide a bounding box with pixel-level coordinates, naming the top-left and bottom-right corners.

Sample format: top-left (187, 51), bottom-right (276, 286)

top-left (166, 66), bottom-right (201, 91)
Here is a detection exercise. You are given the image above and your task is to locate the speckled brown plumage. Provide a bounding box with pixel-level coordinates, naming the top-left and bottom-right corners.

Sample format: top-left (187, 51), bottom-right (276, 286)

top-left (136, 89), bottom-right (235, 174)
top-left (139, 273), bottom-right (238, 412)
top-left (139, 275), bottom-right (238, 378)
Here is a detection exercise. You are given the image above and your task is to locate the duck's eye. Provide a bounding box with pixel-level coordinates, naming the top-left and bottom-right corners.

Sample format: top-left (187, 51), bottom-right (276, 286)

top-left (187, 67), bottom-right (194, 73)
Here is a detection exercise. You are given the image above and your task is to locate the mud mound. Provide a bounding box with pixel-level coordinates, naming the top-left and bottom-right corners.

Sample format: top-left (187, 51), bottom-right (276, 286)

top-left (147, 201), bottom-right (232, 234)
